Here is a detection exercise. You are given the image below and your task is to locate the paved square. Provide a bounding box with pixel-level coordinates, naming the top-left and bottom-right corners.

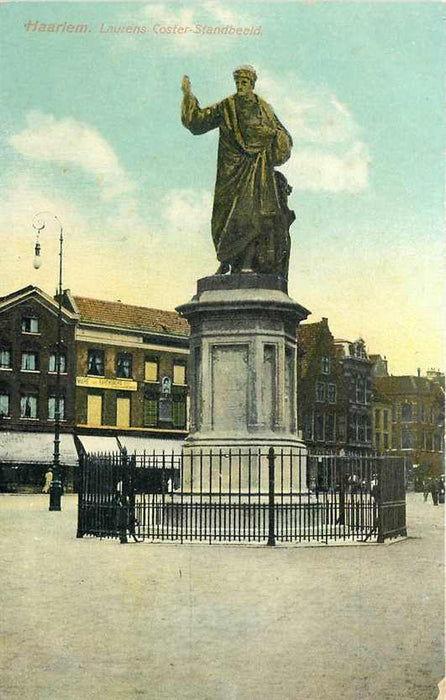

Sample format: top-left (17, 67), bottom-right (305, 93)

top-left (0, 493), bottom-right (443, 700)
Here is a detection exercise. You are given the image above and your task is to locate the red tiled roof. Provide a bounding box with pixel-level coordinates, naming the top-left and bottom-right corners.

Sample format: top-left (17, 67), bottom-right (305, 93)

top-left (73, 296), bottom-right (189, 336)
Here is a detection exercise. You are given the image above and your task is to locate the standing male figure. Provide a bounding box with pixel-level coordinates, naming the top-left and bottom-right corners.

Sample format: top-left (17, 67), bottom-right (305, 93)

top-left (181, 66), bottom-right (295, 278)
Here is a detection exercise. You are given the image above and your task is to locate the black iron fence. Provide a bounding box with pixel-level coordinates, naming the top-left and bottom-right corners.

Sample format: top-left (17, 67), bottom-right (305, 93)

top-left (77, 448), bottom-right (406, 545)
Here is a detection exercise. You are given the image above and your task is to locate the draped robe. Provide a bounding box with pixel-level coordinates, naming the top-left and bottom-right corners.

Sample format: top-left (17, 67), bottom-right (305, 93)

top-left (181, 91), bottom-right (294, 277)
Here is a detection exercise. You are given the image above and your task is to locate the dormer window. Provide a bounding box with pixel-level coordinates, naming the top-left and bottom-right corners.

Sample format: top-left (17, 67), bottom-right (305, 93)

top-left (22, 316), bottom-right (39, 333)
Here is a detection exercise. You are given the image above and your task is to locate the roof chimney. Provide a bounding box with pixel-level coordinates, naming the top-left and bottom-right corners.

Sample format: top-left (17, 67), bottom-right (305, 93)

top-left (417, 368), bottom-right (421, 377)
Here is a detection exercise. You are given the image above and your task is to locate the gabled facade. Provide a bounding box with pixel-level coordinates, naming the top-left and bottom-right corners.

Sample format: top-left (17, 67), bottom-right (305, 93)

top-left (296, 318), bottom-right (346, 453)
top-left (334, 338), bottom-right (373, 454)
top-left (0, 286), bottom-right (79, 491)
top-left (0, 286), bottom-right (78, 431)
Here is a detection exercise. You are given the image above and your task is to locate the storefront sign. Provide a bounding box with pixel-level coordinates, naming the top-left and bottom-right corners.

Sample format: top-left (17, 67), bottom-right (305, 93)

top-left (76, 376), bottom-right (137, 391)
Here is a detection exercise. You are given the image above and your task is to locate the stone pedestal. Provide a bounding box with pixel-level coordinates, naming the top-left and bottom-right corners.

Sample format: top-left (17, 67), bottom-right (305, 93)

top-left (176, 274), bottom-right (310, 492)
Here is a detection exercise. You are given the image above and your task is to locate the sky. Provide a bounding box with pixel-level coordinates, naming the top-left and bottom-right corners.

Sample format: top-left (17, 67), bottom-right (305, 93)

top-left (0, 1), bottom-right (444, 375)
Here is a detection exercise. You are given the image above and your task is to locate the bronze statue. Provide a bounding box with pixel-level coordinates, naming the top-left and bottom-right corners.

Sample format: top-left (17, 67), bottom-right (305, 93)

top-left (181, 66), bottom-right (295, 279)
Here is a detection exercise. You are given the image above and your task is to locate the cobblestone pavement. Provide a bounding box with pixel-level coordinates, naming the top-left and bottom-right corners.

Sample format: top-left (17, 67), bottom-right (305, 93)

top-left (0, 492), bottom-right (443, 700)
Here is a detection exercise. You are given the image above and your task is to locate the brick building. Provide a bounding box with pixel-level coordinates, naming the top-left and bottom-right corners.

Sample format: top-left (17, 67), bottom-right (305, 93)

top-left (0, 286), bottom-right (79, 489)
top-left (62, 293), bottom-right (190, 454)
top-left (371, 385), bottom-right (392, 455)
top-left (296, 318), bottom-right (346, 453)
top-left (373, 374), bottom-right (444, 483)
top-left (334, 338), bottom-right (373, 454)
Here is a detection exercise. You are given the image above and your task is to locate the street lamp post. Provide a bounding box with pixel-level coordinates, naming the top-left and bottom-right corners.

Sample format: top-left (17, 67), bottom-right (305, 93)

top-left (33, 212), bottom-right (64, 512)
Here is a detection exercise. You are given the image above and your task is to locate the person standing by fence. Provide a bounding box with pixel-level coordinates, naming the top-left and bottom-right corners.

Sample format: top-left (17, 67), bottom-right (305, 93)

top-left (429, 478), bottom-right (440, 506)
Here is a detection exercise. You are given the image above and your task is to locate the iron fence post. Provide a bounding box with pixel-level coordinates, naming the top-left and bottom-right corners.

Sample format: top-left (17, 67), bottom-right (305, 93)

top-left (76, 454), bottom-right (85, 538)
top-left (267, 447), bottom-right (276, 546)
top-left (119, 448), bottom-right (129, 544)
top-left (377, 457), bottom-right (384, 543)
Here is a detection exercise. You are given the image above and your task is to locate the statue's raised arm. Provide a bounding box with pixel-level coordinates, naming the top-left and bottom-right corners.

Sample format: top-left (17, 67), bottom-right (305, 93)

top-left (180, 66), bottom-right (295, 279)
top-left (181, 75), bottom-right (192, 97)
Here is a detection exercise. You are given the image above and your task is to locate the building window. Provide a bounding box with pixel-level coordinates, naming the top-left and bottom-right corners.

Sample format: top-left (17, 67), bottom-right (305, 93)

top-left (144, 395), bottom-right (158, 427)
top-left (337, 415), bottom-right (346, 442)
top-left (401, 403), bottom-right (413, 422)
top-left (87, 393), bottom-right (103, 425)
top-left (375, 432), bottom-right (381, 450)
top-left (20, 394), bottom-right (38, 419)
top-left (316, 382), bottom-right (325, 402)
top-left (304, 413), bottom-right (313, 441)
top-left (392, 432), bottom-right (398, 449)
top-left (325, 413), bottom-right (335, 441)
top-left (49, 352), bottom-right (67, 374)
top-left (430, 406), bottom-right (436, 424)
top-left (315, 413), bottom-right (324, 441)
top-left (0, 392), bottom-right (10, 417)
top-left (144, 358), bottom-right (159, 383)
top-left (327, 384), bottom-right (336, 404)
top-left (21, 351), bottom-right (39, 371)
top-left (321, 356), bottom-right (330, 374)
top-left (383, 433), bottom-right (389, 449)
top-left (21, 316), bottom-right (39, 333)
top-left (374, 409), bottom-right (380, 427)
top-left (426, 432), bottom-right (433, 451)
top-left (116, 395), bottom-right (131, 427)
top-left (365, 416), bottom-right (371, 443)
top-left (48, 396), bottom-right (65, 421)
top-left (357, 416), bottom-right (366, 442)
top-left (355, 379), bottom-right (365, 404)
top-left (401, 430), bottom-right (413, 449)
top-left (392, 404), bottom-right (397, 422)
top-left (383, 410), bottom-right (388, 430)
top-left (87, 349), bottom-right (104, 376)
top-left (173, 363), bottom-right (186, 386)
top-left (172, 396), bottom-right (187, 428)
top-left (116, 353), bottom-right (132, 379)
top-left (0, 348), bottom-right (11, 369)
top-left (420, 404), bottom-right (426, 422)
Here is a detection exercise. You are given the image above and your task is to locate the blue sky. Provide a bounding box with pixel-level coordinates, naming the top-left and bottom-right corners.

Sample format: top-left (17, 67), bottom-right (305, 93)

top-left (0, 1), bottom-right (444, 373)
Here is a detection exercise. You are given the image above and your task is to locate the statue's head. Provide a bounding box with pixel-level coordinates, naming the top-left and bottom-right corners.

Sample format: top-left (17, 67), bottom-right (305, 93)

top-left (233, 65), bottom-right (257, 95)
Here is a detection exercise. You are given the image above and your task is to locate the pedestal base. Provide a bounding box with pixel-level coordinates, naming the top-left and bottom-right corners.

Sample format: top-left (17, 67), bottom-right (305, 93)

top-left (177, 273), bottom-right (311, 495)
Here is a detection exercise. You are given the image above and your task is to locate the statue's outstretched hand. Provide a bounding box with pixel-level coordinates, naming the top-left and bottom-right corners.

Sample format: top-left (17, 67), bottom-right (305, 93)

top-left (181, 75), bottom-right (192, 95)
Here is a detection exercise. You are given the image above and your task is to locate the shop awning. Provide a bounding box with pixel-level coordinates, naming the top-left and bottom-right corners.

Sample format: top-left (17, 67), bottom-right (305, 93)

top-left (76, 435), bottom-right (120, 456)
top-left (117, 436), bottom-right (184, 456)
top-left (0, 431), bottom-right (78, 466)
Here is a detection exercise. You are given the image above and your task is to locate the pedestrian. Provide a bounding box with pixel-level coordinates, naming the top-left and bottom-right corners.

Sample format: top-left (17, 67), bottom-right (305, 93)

top-left (438, 477), bottom-right (445, 505)
top-left (42, 468), bottom-right (52, 494)
top-left (423, 479), bottom-right (430, 502)
top-left (429, 478), bottom-right (440, 506)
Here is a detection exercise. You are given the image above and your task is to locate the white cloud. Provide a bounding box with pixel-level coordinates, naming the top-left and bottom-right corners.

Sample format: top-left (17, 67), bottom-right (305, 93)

top-left (160, 188), bottom-right (213, 239)
top-left (9, 111), bottom-right (133, 200)
top-left (0, 174), bottom-right (215, 310)
top-left (258, 70), bottom-right (371, 193)
top-left (282, 141), bottom-right (370, 193)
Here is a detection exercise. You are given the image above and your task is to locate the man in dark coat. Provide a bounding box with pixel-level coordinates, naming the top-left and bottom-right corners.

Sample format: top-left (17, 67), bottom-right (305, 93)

top-left (181, 66), bottom-right (295, 278)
